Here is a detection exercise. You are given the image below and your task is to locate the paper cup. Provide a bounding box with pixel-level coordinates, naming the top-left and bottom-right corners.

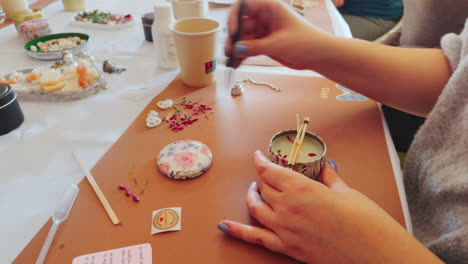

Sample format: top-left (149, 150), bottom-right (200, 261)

top-left (170, 18), bottom-right (220, 87)
top-left (62, 0), bottom-right (86, 11)
top-left (267, 130), bottom-right (327, 180)
top-left (170, 0), bottom-right (206, 20)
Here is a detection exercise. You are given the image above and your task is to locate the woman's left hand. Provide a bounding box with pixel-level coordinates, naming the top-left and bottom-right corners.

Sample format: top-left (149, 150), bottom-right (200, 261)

top-left (217, 151), bottom-right (443, 264)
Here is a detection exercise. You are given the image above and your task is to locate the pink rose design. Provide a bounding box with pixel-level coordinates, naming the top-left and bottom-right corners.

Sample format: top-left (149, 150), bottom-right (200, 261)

top-left (201, 147), bottom-right (211, 157)
top-left (159, 162), bottom-right (171, 175)
top-left (173, 152), bottom-right (197, 169)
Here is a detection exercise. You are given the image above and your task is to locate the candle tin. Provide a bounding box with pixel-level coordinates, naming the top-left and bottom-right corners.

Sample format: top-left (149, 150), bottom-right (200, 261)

top-left (0, 84), bottom-right (24, 136)
top-left (267, 130), bottom-right (327, 180)
top-left (141, 12), bottom-right (154, 42)
top-left (18, 18), bottom-right (52, 41)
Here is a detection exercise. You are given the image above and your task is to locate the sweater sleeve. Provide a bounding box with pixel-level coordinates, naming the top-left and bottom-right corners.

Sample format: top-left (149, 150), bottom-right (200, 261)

top-left (441, 19), bottom-right (468, 71)
top-left (403, 19), bottom-right (468, 264)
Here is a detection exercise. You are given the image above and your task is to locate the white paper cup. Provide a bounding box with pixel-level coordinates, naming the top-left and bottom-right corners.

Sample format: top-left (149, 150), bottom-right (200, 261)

top-left (62, 0), bottom-right (86, 11)
top-left (170, 18), bottom-right (220, 87)
top-left (170, 0), bottom-right (206, 20)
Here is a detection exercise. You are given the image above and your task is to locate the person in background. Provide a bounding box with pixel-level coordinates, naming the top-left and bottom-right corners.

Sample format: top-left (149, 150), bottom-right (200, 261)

top-left (332, 0), bottom-right (403, 41)
top-left (217, 0), bottom-right (468, 263)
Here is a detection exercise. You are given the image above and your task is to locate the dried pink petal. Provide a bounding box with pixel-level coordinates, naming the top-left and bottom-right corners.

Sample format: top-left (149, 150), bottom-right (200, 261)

top-left (118, 184), bottom-right (126, 190)
top-left (125, 190), bottom-right (132, 196)
top-left (308, 153), bottom-right (317, 157)
top-left (132, 195), bottom-right (140, 202)
top-left (287, 136), bottom-right (294, 143)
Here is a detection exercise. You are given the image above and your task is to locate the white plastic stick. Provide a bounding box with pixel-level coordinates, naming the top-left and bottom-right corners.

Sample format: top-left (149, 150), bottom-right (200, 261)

top-left (36, 184), bottom-right (79, 264)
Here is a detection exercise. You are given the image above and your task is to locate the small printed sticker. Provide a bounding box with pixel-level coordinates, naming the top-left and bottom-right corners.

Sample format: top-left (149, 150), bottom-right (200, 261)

top-left (205, 59), bottom-right (216, 74)
top-left (151, 207), bottom-right (182, 234)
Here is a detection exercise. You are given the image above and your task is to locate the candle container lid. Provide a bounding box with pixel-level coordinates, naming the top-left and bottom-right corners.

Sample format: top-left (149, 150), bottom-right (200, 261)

top-left (0, 84), bottom-right (25, 136)
top-left (157, 140), bottom-right (213, 180)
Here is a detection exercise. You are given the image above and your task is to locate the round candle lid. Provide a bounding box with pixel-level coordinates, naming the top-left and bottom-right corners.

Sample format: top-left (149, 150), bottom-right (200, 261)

top-left (0, 84), bottom-right (14, 107)
top-left (157, 140), bottom-right (213, 180)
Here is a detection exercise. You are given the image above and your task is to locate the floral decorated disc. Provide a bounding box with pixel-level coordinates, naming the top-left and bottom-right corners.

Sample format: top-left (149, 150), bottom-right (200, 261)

top-left (157, 140), bottom-right (213, 180)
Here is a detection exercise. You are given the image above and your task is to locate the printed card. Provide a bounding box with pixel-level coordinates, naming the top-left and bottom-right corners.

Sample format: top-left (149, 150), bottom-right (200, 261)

top-left (72, 243), bottom-right (152, 264)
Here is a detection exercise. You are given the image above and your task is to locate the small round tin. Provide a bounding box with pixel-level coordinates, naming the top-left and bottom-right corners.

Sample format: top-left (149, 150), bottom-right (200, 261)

top-left (18, 18), bottom-right (52, 42)
top-left (0, 84), bottom-right (24, 136)
top-left (157, 140), bottom-right (213, 180)
top-left (267, 130), bottom-right (327, 180)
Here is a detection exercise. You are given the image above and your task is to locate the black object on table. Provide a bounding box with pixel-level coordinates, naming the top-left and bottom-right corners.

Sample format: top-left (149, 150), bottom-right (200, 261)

top-left (0, 84), bottom-right (24, 136)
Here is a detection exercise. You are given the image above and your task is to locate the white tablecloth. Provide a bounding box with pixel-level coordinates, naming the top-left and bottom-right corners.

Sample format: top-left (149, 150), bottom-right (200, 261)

top-left (0, 1), bottom-right (410, 263)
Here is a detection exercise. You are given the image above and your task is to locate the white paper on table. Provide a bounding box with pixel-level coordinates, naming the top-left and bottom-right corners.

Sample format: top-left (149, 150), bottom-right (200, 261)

top-left (72, 243), bottom-right (152, 264)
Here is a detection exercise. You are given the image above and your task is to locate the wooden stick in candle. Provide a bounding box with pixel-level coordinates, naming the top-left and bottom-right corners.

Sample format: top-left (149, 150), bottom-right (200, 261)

top-left (287, 121), bottom-right (304, 168)
top-left (291, 117), bottom-right (310, 165)
top-left (287, 117), bottom-right (310, 169)
top-left (296, 113), bottom-right (300, 131)
top-left (72, 149), bottom-right (120, 225)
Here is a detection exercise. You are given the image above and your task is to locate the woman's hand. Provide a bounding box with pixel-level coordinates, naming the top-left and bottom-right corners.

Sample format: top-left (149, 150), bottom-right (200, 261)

top-left (225, 0), bottom-right (332, 69)
top-left (217, 151), bottom-right (443, 264)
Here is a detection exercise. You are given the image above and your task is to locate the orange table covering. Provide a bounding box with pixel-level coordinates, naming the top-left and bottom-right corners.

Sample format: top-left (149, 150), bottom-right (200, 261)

top-left (15, 70), bottom-right (403, 263)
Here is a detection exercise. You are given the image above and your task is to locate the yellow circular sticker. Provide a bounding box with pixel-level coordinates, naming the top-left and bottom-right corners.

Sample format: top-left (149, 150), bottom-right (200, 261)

top-left (153, 209), bottom-right (179, 230)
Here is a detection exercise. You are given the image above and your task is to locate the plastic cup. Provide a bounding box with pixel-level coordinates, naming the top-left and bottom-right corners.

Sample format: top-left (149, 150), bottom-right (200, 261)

top-left (170, 17), bottom-right (220, 87)
top-left (170, 0), bottom-right (206, 20)
top-left (61, 0), bottom-right (86, 11)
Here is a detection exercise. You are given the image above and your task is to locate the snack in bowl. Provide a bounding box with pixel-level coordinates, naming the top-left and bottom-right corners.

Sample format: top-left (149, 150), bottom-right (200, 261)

top-left (36, 36), bottom-right (86, 52)
top-left (25, 33), bottom-right (90, 60)
top-left (74, 10), bottom-right (133, 24)
top-left (2, 52), bottom-right (106, 102)
top-left (71, 10), bottom-right (134, 30)
top-left (39, 70), bottom-right (65, 92)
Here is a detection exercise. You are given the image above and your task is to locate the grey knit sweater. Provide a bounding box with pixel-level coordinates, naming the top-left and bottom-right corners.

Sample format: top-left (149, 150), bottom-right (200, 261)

top-left (404, 20), bottom-right (468, 263)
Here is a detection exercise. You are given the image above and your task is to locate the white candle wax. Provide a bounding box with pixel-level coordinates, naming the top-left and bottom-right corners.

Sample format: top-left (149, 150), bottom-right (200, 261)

top-left (271, 133), bottom-right (324, 163)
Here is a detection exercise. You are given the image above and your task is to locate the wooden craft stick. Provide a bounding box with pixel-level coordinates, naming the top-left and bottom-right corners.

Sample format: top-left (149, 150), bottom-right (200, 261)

top-left (288, 117), bottom-right (310, 168)
top-left (296, 113), bottom-right (300, 131)
top-left (72, 150), bottom-right (120, 225)
top-left (287, 121), bottom-right (304, 167)
top-left (291, 117), bottom-right (310, 165)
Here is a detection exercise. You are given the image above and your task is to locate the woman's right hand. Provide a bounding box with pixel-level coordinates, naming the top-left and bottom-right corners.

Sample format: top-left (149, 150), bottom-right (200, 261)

top-left (225, 0), bottom-right (333, 69)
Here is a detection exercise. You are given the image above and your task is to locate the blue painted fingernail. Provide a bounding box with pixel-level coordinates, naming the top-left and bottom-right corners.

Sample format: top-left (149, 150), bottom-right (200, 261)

top-left (328, 159), bottom-right (338, 171)
top-left (233, 43), bottom-right (248, 56)
top-left (217, 223), bottom-right (229, 233)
